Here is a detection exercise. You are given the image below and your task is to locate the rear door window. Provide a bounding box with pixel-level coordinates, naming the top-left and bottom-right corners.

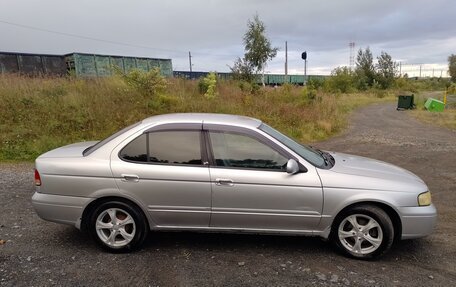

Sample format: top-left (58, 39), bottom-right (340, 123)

top-left (148, 131), bottom-right (202, 165)
top-left (120, 131), bottom-right (203, 165)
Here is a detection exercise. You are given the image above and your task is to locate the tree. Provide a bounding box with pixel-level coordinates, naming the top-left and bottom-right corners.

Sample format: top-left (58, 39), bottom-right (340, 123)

top-left (355, 47), bottom-right (375, 89)
top-left (231, 14), bottom-right (278, 85)
top-left (449, 54), bottom-right (456, 82)
top-left (230, 57), bottom-right (255, 82)
top-left (376, 51), bottom-right (398, 89)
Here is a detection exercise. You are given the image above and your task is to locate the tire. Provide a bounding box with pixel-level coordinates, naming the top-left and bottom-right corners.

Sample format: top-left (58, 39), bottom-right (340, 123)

top-left (330, 205), bottom-right (394, 260)
top-left (88, 200), bottom-right (148, 252)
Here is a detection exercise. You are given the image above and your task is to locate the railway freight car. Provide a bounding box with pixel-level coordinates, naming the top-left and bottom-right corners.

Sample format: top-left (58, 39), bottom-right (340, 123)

top-left (65, 53), bottom-right (173, 77)
top-left (174, 70), bottom-right (328, 85)
top-left (0, 52), bottom-right (66, 76)
top-left (173, 71), bottom-right (232, 81)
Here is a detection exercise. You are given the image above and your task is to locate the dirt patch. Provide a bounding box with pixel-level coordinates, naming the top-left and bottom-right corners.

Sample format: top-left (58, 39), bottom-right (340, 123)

top-left (1, 103), bottom-right (455, 286)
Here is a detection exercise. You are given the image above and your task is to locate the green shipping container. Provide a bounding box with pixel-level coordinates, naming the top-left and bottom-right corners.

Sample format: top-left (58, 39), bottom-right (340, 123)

top-left (424, 98), bottom-right (445, 112)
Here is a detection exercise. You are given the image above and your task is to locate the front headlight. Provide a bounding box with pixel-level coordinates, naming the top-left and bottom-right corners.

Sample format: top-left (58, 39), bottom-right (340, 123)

top-left (418, 191), bottom-right (432, 206)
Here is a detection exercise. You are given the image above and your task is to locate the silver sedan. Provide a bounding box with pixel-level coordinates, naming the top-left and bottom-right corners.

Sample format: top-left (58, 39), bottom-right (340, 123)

top-left (32, 113), bottom-right (436, 259)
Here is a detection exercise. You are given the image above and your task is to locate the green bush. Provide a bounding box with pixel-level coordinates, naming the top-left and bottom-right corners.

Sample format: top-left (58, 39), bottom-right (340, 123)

top-left (324, 67), bottom-right (356, 93)
top-left (237, 80), bottom-right (260, 95)
top-left (307, 77), bottom-right (325, 90)
top-left (198, 72), bottom-right (218, 99)
top-left (116, 67), bottom-right (167, 97)
top-left (302, 85), bottom-right (318, 102)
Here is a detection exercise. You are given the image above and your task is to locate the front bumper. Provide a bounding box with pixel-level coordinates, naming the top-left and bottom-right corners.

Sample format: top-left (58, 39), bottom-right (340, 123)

top-left (32, 192), bottom-right (92, 229)
top-left (398, 204), bottom-right (437, 239)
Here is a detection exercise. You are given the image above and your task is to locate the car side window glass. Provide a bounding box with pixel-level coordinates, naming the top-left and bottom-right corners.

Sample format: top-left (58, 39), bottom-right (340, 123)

top-left (148, 131), bottom-right (202, 165)
top-left (209, 132), bottom-right (288, 170)
top-left (120, 134), bottom-right (147, 162)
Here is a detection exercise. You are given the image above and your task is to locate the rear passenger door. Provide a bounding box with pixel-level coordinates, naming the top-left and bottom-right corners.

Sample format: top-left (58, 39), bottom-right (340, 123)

top-left (110, 126), bottom-right (212, 228)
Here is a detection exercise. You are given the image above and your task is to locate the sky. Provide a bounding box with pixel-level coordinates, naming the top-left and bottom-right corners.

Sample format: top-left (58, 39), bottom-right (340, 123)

top-left (0, 0), bottom-right (455, 76)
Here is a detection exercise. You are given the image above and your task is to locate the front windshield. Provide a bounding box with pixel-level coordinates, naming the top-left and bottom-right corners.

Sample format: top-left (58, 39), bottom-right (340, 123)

top-left (259, 123), bottom-right (326, 167)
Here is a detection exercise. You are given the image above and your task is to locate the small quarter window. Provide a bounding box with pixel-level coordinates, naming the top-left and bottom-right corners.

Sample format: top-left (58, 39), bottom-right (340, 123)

top-left (120, 134), bottom-right (147, 162)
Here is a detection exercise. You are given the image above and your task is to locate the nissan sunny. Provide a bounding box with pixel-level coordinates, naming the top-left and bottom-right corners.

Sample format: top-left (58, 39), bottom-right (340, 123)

top-left (32, 113), bottom-right (436, 259)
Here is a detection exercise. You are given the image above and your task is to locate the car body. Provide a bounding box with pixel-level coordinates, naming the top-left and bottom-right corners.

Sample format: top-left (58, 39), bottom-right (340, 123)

top-left (32, 113), bottom-right (437, 259)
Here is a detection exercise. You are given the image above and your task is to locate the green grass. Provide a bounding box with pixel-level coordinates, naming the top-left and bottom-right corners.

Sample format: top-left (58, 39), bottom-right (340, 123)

top-left (0, 74), bottom-right (394, 161)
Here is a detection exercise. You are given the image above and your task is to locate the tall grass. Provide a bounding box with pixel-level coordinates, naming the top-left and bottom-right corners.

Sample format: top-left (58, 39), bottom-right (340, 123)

top-left (0, 74), bottom-right (393, 161)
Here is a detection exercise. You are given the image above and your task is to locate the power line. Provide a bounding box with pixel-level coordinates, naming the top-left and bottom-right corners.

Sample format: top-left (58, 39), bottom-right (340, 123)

top-left (0, 19), bottom-right (185, 54)
top-left (0, 19), bottom-right (239, 58)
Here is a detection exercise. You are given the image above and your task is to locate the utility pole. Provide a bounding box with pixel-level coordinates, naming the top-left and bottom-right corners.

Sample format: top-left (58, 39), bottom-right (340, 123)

top-left (304, 58), bottom-right (307, 84)
top-left (188, 51), bottom-right (192, 72)
top-left (301, 51), bottom-right (307, 85)
top-left (349, 42), bottom-right (355, 70)
top-left (285, 41), bottom-right (288, 83)
top-left (399, 62), bottom-right (402, 77)
top-left (419, 64), bottom-right (422, 78)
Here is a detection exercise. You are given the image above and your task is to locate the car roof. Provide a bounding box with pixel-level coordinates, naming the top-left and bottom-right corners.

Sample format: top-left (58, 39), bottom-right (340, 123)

top-left (141, 113), bottom-right (262, 129)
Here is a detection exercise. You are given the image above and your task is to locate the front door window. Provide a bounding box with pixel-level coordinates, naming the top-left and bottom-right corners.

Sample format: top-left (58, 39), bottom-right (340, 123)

top-left (209, 131), bottom-right (288, 171)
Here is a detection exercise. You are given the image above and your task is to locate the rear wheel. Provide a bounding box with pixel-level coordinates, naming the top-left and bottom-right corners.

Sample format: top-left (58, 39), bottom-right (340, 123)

top-left (331, 205), bottom-right (394, 259)
top-left (88, 201), bottom-right (148, 252)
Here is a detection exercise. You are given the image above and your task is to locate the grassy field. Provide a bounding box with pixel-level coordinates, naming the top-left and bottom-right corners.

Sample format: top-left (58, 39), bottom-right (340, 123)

top-left (0, 74), bottom-right (396, 161)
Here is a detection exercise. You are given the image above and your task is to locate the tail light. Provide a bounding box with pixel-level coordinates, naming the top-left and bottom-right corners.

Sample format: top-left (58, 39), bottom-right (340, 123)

top-left (34, 169), bottom-right (41, 186)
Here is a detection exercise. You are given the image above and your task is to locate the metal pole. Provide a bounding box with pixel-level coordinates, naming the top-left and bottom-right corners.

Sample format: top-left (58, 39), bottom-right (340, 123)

top-left (285, 41), bottom-right (288, 83)
top-left (189, 51), bottom-right (192, 72)
top-left (304, 59), bottom-right (307, 85)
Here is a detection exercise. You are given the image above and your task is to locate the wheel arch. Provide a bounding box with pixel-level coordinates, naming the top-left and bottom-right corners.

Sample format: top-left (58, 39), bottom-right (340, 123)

top-left (81, 196), bottom-right (151, 232)
top-left (332, 201), bottom-right (402, 242)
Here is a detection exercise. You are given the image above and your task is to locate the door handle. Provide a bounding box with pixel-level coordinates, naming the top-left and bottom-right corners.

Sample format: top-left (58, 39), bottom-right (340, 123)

top-left (215, 178), bottom-right (234, 186)
top-left (121, 174), bottom-right (140, 182)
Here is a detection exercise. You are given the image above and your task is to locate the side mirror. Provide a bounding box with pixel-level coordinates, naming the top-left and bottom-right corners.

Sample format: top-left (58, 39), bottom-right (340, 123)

top-left (286, 159), bottom-right (300, 174)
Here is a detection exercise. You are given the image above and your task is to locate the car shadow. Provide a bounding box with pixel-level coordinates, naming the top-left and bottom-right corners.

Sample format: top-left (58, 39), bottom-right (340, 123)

top-left (144, 231), bottom-right (332, 255)
top-left (55, 226), bottom-right (432, 262)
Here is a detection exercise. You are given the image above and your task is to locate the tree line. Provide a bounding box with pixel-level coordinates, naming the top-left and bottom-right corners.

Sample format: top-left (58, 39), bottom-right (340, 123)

top-left (231, 14), bottom-right (455, 91)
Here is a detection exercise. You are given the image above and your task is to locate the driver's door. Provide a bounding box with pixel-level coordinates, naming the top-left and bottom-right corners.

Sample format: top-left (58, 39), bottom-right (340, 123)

top-left (206, 128), bottom-right (323, 231)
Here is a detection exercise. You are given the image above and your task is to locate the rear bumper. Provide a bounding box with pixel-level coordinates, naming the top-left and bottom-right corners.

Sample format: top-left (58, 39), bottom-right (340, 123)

top-left (398, 204), bottom-right (437, 239)
top-left (32, 192), bottom-right (92, 229)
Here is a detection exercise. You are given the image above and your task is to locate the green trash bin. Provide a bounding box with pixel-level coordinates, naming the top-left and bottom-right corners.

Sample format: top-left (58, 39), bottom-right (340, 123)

top-left (424, 98), bottom-right (445, 112)
top-left (397, 94), bottom-right (415, 110)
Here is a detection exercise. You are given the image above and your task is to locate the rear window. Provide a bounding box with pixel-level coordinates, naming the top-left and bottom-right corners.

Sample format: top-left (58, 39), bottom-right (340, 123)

top-left (83, 122), bottom-right (141, 156)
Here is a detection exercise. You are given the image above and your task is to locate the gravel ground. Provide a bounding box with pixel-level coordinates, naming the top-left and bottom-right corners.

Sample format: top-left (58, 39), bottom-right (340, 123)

top-left (1, 103), bottom-right (455, 286)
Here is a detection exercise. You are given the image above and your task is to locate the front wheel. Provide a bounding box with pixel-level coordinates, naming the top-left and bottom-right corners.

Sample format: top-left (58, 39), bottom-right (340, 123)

top-left (88, 201), bottom-right (148, 252)
top-left (331, 205), bottom-right (394, 259)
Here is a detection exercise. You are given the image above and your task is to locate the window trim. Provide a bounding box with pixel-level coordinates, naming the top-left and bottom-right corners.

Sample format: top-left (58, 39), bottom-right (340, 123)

top-left (118, 129), bottom-right (207, 167)
top-left (204, 127), bottom-right (307, 173)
